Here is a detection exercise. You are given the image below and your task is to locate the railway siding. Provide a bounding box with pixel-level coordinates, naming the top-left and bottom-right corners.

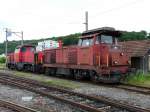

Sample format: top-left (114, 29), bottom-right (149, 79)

top-left (0, 70), bottom-right (150, 109)
top-left (0, 83), bottom-right (81, 112)
top-left (0, 72), bottom-right (150, 112)
top-left (0, 99), bottom-right (38, 112)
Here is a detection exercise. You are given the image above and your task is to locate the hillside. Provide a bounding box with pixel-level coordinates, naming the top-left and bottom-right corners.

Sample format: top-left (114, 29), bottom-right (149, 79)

top-left (0, 33), bottom-right (81, 54)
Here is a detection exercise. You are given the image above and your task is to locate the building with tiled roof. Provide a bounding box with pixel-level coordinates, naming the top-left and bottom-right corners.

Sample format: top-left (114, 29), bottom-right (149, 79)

top-left (119, 40), bottom-right (150, 73)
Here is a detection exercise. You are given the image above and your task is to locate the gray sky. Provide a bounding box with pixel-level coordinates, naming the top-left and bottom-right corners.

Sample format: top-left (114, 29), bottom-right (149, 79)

top-left (0, 0), bottom-right (149, 42)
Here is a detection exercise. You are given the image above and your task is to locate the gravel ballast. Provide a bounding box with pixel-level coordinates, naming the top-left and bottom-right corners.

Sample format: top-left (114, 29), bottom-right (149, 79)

top-left (0, 107), bottom-right (14, 112)
top-left (0, 83), bottom-right (82, 112)
top-left (73, 83), bottom-right (150, 109)
top-left (0, 70), bottom-right (150, 110)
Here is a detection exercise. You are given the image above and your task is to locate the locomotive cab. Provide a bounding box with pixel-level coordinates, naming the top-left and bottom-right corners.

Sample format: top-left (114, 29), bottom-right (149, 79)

top-left (14, 45), bottom-right (35, 71)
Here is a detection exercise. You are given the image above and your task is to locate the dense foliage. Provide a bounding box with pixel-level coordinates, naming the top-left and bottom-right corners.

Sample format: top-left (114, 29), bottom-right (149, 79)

top-left (0, 30), bottom-right (149, 55)
top-left (0, 33), bottom-right (81, 54)
top-left (50, 33), bottom-right (80, 46)
top-left (0, 57), bottom-right (6, 63)
top-left (118, 30), bottom-right (148, 41)
top-left (125, 71), bottom-right (150, 85)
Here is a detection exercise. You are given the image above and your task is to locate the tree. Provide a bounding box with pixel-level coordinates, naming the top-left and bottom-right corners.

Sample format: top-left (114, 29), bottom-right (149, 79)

top-left (0, 33), bottom-right (81, 54)
top-left (119, 30), bottom-right (147, 41)
top-left (0, 57), bottom-right (6, 63)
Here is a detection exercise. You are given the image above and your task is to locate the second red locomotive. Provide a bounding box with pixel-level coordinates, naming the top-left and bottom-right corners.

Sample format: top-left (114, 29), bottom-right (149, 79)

top-left (7, 27), bottom-right (129, 83)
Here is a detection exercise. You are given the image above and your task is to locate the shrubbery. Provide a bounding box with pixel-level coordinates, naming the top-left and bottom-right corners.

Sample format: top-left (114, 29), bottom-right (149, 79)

top-left (125, 71), bottom-right (150, 85)
top-left (0, 57), bottom-right (6, 63)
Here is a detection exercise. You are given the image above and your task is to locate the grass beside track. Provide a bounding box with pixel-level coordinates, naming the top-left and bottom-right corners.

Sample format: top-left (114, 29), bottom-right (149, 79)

top-left (0, 63), bottom-right (5, 69)
top-left (124, 73), bottom-right (150, 87)
top-left (13, 71), bottom-right (150, 88)
top-left (13, 71), bottom-right (81, 89)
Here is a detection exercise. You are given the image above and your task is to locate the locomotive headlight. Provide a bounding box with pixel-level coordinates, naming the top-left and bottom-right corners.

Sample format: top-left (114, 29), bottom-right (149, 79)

top-left (120, 52), bottom-right (124, 56)
top-left (113, 61), bottom-right (118, 64)
top-left (112, 46), bottom-right (118, 49)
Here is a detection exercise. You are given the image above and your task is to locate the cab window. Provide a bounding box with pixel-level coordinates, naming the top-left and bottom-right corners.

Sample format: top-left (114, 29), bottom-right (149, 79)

top-left (101, 35), bottom-right (113, 44)
top-left (15, 48), bottom-right (19, 53)
top-left (29, 47), bottom-right (35, 52)
top-left (78, 39), bottom-right (82, 46)
top-left (21, 47), bottom-right (26, 52)
top-left (82, 39), bottom-right (90, 46)
top-left (95, 36), bottom-right (100, 44)
top-left (81, 38), bottom-right (93, 47)
top-left (95, 35), bottom-right (113, 44)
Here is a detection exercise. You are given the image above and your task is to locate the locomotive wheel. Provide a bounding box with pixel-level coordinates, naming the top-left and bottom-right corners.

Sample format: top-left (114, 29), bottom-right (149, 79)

top-left (24, 66), bottom-right (28, 72)
top-left (91, 74), bottom-right (99, 83)
top-left (45, 68), bottom-right (50, 76)
top-left (74, 70), bottom-right (83, 80)
top-left (50, 68), bottom-right (56, 76)
top-left (45, 68), bottom-right (56, 76)
top-left (74, 74), bottom-right (83, 80)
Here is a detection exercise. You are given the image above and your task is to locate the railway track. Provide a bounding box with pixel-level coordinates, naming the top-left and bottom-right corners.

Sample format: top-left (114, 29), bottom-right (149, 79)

top-left (0, 99), bottom-right (38, 112)
top-left (110, 84), bottom-right (150, 95)
top-left (1, 69), bottom-right (150, 95)
top-left (0, 73), bottom-right (150, 112)
top-left (48, 74), bottom-right (150, 95)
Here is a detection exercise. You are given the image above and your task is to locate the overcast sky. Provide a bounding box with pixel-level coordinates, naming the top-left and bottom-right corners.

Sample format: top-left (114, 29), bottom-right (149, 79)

top-left (0, 0), bottom-right (149, 42)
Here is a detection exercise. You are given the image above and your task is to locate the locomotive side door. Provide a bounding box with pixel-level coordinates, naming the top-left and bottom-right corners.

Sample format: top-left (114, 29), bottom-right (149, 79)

top-left (93, 35), bottom-right (100, 66)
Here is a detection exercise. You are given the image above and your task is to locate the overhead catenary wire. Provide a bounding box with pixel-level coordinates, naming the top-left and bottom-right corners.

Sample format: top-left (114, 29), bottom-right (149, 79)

top-left (89, 0), bottom-right (144, 19)
top-left (66, 0), bottom-right (145, 30)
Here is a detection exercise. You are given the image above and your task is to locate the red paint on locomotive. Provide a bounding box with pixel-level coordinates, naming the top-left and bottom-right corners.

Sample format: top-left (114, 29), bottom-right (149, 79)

top-left (7, 53), bottom-right (14, 63)
top-left (13, 45), bottom-right (35, 71)
top-left (37, 51), bottom-right (44, 64)
top-left (7, 27), bottom-right (129, 83)
top-left (14, 45), bottom-right (35, 63)
top-left (7, 53), bottom-right (15, 69)
top-left (43, 27), bottom-right (129, 83)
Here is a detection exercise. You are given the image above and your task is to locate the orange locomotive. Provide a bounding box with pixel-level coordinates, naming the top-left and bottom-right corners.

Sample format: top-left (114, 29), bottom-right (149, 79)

top-left (43, 27), bottom-right (129, 83)
top-left (7, 27), bottom-right (129, 83)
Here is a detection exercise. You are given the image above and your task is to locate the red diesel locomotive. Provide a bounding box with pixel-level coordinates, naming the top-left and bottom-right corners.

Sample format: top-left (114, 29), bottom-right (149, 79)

top-left (7, 45), bottom-right (35, 71)
top-left (7, 27), bottom-right (129, 83)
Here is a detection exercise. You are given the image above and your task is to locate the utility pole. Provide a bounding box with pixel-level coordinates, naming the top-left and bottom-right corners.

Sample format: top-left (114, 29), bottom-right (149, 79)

top-left (11, 31), bottom-right (24, 45)
top-left (21, 31), bottom-right (23, 45)
top-left (4, 29), bottom-right (23, 67)
top-left (5, 28), bottom-right (8, 67)
top-left (84, 11), bottom-right (88, 31)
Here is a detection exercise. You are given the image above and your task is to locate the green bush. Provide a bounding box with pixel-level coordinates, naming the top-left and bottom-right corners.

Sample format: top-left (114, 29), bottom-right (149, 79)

top-left (0, 57), bottom-right (6, 63)
top-left (125, 71), bottom-right (150, 84)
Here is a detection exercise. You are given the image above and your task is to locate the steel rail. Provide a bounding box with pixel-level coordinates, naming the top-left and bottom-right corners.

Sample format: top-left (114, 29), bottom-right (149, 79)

top-left (0, 99), bottom-right (38, 112)
top-left (0, 73), bottom-right (150, 112)
top-left (113, 84), bottom-right (150, 95)
top-left (1, 70), bottom-right (150, 95)
top-left (0, 76), bottom-right (106, 112)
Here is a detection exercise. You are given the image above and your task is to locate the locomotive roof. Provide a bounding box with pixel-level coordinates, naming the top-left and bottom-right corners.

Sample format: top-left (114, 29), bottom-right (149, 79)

top-left (82, 27), bottom-right (121, 36)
